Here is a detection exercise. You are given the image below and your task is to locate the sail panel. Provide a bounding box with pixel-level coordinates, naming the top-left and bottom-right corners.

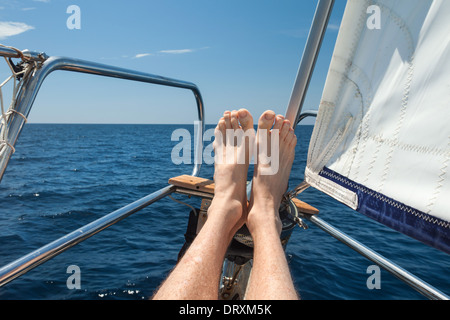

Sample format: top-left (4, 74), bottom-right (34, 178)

top-left (306, 0), bottom-right (450, 253)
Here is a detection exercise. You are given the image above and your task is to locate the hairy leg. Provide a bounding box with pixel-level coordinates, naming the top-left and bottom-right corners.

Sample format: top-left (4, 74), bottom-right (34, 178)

top-left (152, 109), bottom-right (254, 300)
top-left (245, 111), bottom-right (299, 300)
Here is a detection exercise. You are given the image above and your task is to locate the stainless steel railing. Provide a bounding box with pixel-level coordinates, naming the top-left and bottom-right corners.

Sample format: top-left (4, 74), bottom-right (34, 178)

top-left (283, 0), bottom-right (449, 300)
top-left (0, 185), bottom-right (175, 287)
top-left (1, 0), bottom-right (448, 300)
top-left (0, 50), bottom-right (205, 181)
top-left (285, 0), bottom-right (334, 126)
top-left (0, 49), bottom-right (205, 286)
top-left (304, 214), bottom-right (450, 300)
top-left (289, 110), bottom-right (450, 300)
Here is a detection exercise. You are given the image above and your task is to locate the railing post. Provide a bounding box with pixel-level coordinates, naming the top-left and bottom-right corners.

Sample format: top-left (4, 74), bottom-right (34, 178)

top-left (0, 54), bottom-right (205, 181)
top-left (285, 0), bottom-right (335, 129)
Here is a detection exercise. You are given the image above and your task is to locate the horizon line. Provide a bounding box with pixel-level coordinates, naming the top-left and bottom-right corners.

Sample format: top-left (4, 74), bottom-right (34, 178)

top-left (26, 122), bottom-right (314, 126)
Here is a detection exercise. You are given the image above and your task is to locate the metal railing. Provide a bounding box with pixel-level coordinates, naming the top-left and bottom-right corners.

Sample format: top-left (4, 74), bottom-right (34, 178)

top-left (0, 49), bottom-right (205, 181)
top-left (283, 0), bottom-right (449, 300)
top-left (0, 49), bottom-right (205, 286)
top-left (285, 0), bottom-right (334, 126)
top-left (0, 0), bottom-right (448, 300)
top-left (0, 185), bottom-right (175, 287)
top-left (305, 213), bottom-right (450, 300)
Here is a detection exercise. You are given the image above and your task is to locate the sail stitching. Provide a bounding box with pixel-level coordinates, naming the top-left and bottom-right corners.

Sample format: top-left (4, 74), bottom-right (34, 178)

top-left (320, 169), bottom-right (450, 229)
top-left (307, 0), bottom-right (368, 171)
top-left (377, 2), bottom-right (416, 193)
top-left (363, 134), bottom-right (381, 185)
top-left (313, 116), bottom-right (354, 173)
top-left (367, 134), bottom-right (449, 157)
top-left (426, 136), bottom-right (450, 214)
top-left (307, 102), bottom-right (332, 165)
top-left (348, 66), bottom-right (374, 180)
top-left (339, 66), bottom-right (374, 178)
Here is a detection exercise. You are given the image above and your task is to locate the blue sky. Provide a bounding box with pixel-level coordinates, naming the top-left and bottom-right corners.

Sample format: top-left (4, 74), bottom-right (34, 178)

top-left (0, 0), bottom-right (346, 124)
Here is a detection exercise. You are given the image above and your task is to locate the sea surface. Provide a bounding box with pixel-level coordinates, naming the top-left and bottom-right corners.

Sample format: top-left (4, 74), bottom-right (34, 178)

top-left (0, 123), bottom-right (449, 300)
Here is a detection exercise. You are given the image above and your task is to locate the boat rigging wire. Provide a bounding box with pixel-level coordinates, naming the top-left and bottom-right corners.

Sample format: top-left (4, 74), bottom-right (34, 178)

top-left (168, 194), bottom-right (198, 217)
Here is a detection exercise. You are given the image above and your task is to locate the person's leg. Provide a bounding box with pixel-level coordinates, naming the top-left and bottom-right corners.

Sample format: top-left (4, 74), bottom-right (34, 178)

top-left (152, 109), bottom-right (254, 300)
top-left (245, 111), bottom-right (299, 300)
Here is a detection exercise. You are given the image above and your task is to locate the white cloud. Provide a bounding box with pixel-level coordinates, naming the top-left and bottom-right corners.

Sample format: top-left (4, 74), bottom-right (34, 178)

top-left (22, 7), bottom-right (37, 11)
top-left (33, 0), bottom-right (50, 3)
top-left (132, 47), bottom-right (208, 59)
top-left (134, 53), bottom-right (152, 58)
top-left (0, 21), bottom-right (34, 40)
top-left (159, 49), bottom-right (194, 54)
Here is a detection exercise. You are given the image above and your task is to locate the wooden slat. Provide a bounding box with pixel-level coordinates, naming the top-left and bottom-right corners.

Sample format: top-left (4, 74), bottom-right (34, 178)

top-left (291, 198), bottom-right (319, 215)
top-left (168, 175), bottom-right (215, 194)
top-left (169, 175), bottom-right (319, 215)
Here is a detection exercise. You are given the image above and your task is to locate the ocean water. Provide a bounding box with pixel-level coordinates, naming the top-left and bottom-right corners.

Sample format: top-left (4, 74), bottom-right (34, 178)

top-left (0, 123), bottom-right (449, 300)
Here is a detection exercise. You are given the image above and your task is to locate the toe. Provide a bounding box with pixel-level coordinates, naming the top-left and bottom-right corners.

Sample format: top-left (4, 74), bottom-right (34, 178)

top-left (286, 127), bottom-right (296, 145)
top-left (238, 109), bottom-right (254, 132)
top-left (289, 130), bottom-right (298, 148)
top-left (272, 115), bottom-right (285, 131)
top-left (280, 120), bottom-right (291, 140)
top-left (215, 118), bottom-right (226, 143)
top-left (231, 110), bottom-right (239, 129)
top-left (258, 110), bottom-right (276, 131)
top-left (224, 111), bottom-right (232, 129)
top-left (218, 118), bottom-right (226, 133)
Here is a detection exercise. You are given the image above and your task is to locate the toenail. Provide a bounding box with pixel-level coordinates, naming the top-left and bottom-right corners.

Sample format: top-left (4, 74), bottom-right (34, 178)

top-left (265, 112), bottom-right (275, 120)
top-left (238, 110), bottom-right (247, 118)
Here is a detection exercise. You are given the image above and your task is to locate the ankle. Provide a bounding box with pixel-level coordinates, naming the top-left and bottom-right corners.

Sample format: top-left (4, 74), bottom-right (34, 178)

top-left (209, 197), bottom-right (243, 214)
top-left (249, 197), bottom-right (280, 214)
top-left (247, 205), bottom-right (282, 237)
top-left (206, 198), bottom-right (243, 230)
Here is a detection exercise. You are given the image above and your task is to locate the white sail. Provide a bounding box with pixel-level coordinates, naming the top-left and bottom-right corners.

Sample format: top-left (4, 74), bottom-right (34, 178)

top-left (306, 0), bottom-right (450, 253)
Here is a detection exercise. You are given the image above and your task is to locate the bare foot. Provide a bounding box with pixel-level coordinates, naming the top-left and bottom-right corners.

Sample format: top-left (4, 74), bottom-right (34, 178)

top-left (247, 110), bottom-right (297, 236)
top-left (209, 109), bottom-right (255, 237)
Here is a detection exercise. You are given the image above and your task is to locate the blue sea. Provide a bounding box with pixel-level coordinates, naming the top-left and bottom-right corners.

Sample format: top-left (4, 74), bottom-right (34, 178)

top-left (0, 123), bottom-right (449, 300)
